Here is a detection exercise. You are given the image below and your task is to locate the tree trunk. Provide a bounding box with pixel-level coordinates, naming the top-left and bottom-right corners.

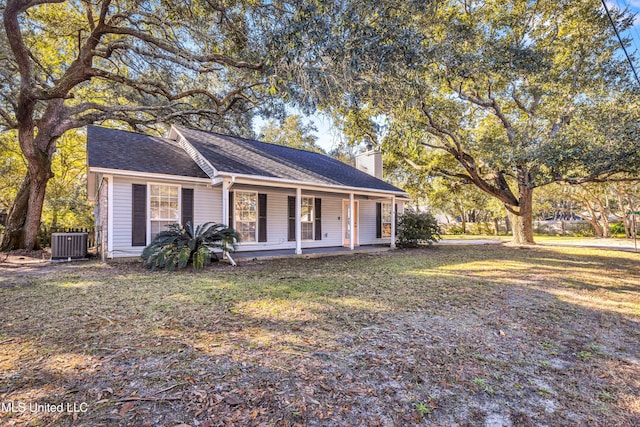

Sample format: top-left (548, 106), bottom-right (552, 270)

top-left (1, 166), bottom-right (53, 251)
top-left (1, 128), bottom-right (56, 251)
top-left (615, 188), bottom-right (630, 238)
top-left (626, 196), bottom-right (636, 238)
top-left (593, 192), bottom-right (610, 238)
top-left (23, 170), bottom-right (51, 248)
top-left (0, 174), bottom-right (31, 250)
top-left (509, 186), bottom-right (535, 244)
top-left (583, 201), bottom-right (603, 238)
top-left (460, 209), bottom-right (467, 234)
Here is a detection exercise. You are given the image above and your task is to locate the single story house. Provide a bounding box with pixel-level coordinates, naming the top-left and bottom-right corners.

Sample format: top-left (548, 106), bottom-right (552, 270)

top-left (87, 125), bottom-right (409, 259)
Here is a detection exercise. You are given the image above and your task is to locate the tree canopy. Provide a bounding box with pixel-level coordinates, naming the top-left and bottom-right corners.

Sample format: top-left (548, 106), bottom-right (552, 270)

top-left (0, 0), bottom-right (294, 249)
top-left (2, 0), bottom-right (640, 250)
top-left (258, 115), bottom-right (325, 153)
top-left (290, 0), bottom-right (640, 244)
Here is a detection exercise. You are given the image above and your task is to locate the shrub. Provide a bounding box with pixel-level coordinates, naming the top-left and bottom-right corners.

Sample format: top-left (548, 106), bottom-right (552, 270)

top-left (448, 225), bottom-right (465, 235)
top-left (610, 222), bottom-right (625, 236)
top-left (570, 222), bottom-right (595, 237)
top-left (397, 211), bottom-right (441, 248)
top-left (141, 222), bottom-right (239, 271)
top-left (468, 222), bottom-right (493, 235)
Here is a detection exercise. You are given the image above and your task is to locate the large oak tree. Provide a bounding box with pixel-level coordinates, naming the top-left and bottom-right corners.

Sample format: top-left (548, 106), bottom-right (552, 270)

top-left (294, 0), bottom-right (640, 244)
top-left (0, 0), bottom-right (288, 250)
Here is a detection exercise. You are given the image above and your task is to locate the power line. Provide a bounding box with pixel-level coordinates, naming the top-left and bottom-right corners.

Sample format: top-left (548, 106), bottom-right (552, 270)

top-left (602, 0), bottom-right (640, 87)
top-left (615, 0), bottom-right (640, 58)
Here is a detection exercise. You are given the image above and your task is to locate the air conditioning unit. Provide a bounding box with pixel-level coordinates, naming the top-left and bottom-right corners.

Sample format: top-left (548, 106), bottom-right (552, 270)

top-left (51, 233), bottom-right (88, 260)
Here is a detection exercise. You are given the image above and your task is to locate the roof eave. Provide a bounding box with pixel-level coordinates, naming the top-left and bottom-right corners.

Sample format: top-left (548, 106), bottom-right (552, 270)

top-left (88, 167), bottom-right (213, 183)
top-left (215, 171), bottom-right (409, 197)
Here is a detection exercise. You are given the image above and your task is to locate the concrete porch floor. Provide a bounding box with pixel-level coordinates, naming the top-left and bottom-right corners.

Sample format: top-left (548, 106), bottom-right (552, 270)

top-left (231, 244), bottom-right (392, 262)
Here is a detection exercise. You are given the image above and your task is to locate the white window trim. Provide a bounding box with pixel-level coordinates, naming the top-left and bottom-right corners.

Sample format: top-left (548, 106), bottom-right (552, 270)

top-left (301, 196), bottom-right (315, 241)
top-left (147, 182), bottom-right (181, 244)
top-left (381, 202), bottom-right (393, 238)
top-left (234, 190), bottom-right (259, 244)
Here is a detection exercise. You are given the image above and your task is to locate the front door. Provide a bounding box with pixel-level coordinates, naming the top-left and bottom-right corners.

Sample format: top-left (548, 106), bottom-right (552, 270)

top-left (342, 200), bottom-right (359, 247)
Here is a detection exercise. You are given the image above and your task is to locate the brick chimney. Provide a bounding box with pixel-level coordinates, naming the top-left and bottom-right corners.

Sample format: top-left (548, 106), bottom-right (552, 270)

top-left (355, 144), bottom-right (383, 179)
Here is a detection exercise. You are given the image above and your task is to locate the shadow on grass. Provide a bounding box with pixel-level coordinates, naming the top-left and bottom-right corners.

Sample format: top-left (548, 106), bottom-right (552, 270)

top-left (0, 245), bottom-right (638, 426)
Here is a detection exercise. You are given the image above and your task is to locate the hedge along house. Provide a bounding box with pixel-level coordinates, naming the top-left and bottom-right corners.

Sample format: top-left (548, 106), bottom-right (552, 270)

top-left (87, 125), bottom-right (409, 259)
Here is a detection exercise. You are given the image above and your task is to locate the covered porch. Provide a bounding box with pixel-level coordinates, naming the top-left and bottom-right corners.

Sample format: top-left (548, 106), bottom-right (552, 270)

top-left (216, 174), bottom-right (407, 255)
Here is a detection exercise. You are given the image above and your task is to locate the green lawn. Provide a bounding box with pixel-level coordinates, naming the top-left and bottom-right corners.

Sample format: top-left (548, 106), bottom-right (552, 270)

top-left (1, 245), bottom-right (639, 425)
top-left (440, 233), bottom-right (508, 240)
top-left (440, 234), bottom-right (629, 241)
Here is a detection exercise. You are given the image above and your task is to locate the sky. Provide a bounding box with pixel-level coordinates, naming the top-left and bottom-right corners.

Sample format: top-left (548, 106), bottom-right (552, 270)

top-left (610, 0), bottom-right (640, 58)
top-left (255, 1), bottom-right (640, 153)
top-left (252, 110), bottom-right (342, 152)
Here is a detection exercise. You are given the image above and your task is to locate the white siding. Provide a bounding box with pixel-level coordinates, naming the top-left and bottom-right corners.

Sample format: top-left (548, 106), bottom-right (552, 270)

top-left (107, 175), bottom-right (402, 257)
top-left (358, 200), bottom-right (404, 246)
top-left (109, 176), bottom-right (220, 258)
top-left (95, 176), bottom-right (108, 260)
top-left (194, 185), bottom-right (222, 225)
top-left (233, 191), bottom-right (344, 252)
top-left (110, 176), bottom-right (135, 257)
top-left (358, 200), bottom-right (378, 245)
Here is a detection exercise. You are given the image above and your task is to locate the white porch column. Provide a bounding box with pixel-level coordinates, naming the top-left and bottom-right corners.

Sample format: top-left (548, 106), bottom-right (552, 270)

top-left (222, 177), bottom-right (230, 227)
top-left (349, 193), bottom-right (355, 250)
top-left (221, 177), bottom-right (231, 260)
top-left (390, 196), bottom-right (397, 249)
top-left (106, 175), bottom-right (113, 259)
top-left (295, 187), bottom-right (302, 254)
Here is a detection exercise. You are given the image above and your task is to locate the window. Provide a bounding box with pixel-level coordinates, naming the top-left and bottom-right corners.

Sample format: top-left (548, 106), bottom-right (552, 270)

top-left (381, 202), bottom-right (392, 238)
top-left (235, 191), bottom-right (257, 242)
top-left (301, 197), bottom-right (314, 240)
top-left (149, 184), bottom-right (179, 240)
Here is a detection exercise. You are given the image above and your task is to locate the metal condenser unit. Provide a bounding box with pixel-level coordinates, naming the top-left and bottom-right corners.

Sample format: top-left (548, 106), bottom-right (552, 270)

top-left (51, 233), bottom-right (88, 260)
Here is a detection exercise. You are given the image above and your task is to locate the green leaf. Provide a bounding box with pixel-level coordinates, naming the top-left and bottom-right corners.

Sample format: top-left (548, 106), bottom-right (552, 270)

top-left (139, 222), bottom-right (237, 271)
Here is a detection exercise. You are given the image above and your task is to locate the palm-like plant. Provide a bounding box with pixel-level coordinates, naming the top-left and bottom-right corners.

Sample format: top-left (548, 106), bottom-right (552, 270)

top-left (141, 222), bottom-right (239, 271)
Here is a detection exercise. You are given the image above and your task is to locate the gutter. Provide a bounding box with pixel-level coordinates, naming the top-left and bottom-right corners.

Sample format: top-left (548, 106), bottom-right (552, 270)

top-left (214, 171), bottom-right (410, 198)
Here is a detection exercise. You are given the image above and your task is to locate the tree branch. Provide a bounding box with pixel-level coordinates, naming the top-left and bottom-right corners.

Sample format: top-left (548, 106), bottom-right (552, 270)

top-left (562, 172), bottom-right (640, 184)
top-left (0, 108), bottom-right (17, 129)
top-left (86, 68), bottom-right (263, 109)
top-left (447, 78), bottom-right (516, 143)
top-left (419, 100), bottom-right (520, 207)
top-left (93, 43), bottom-right (224, 73)
top-left (4, 1), bottom-right (37, 107)
top-left (103, 25), bottom-right (263, 70)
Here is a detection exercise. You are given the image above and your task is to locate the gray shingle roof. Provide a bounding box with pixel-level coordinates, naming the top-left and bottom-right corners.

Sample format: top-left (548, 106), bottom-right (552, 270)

top-left (174, 126), bottom-right (404, 193)
top-left (87, 125), bottom-right (406, 194)
top-left (87, 126), bottom-right (209, 179)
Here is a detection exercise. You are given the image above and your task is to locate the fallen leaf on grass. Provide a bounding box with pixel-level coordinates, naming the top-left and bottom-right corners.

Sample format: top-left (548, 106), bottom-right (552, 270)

top-left (225, 394), bottom-right (243, 405)
top-left (119, 401), bottom-right (135, 416)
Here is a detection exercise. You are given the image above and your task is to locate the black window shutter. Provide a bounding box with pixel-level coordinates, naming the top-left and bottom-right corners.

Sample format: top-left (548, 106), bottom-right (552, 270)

top-left (258, 193), bottom-right (267, 242)
top-left (132, 184), bottom-right (147, 246)
top-left (314, 198), bottom-right (322, 240)
top-left (228, 191), bottom-right (234, 227)
top-left (395, 203), bottom-right (399, 236)
top-left (182, 188), bottom-right (194, 226)
top-left (287, 195), bottom-right (296, 241)
top-left (376, 202), bottom-right (382, 239)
